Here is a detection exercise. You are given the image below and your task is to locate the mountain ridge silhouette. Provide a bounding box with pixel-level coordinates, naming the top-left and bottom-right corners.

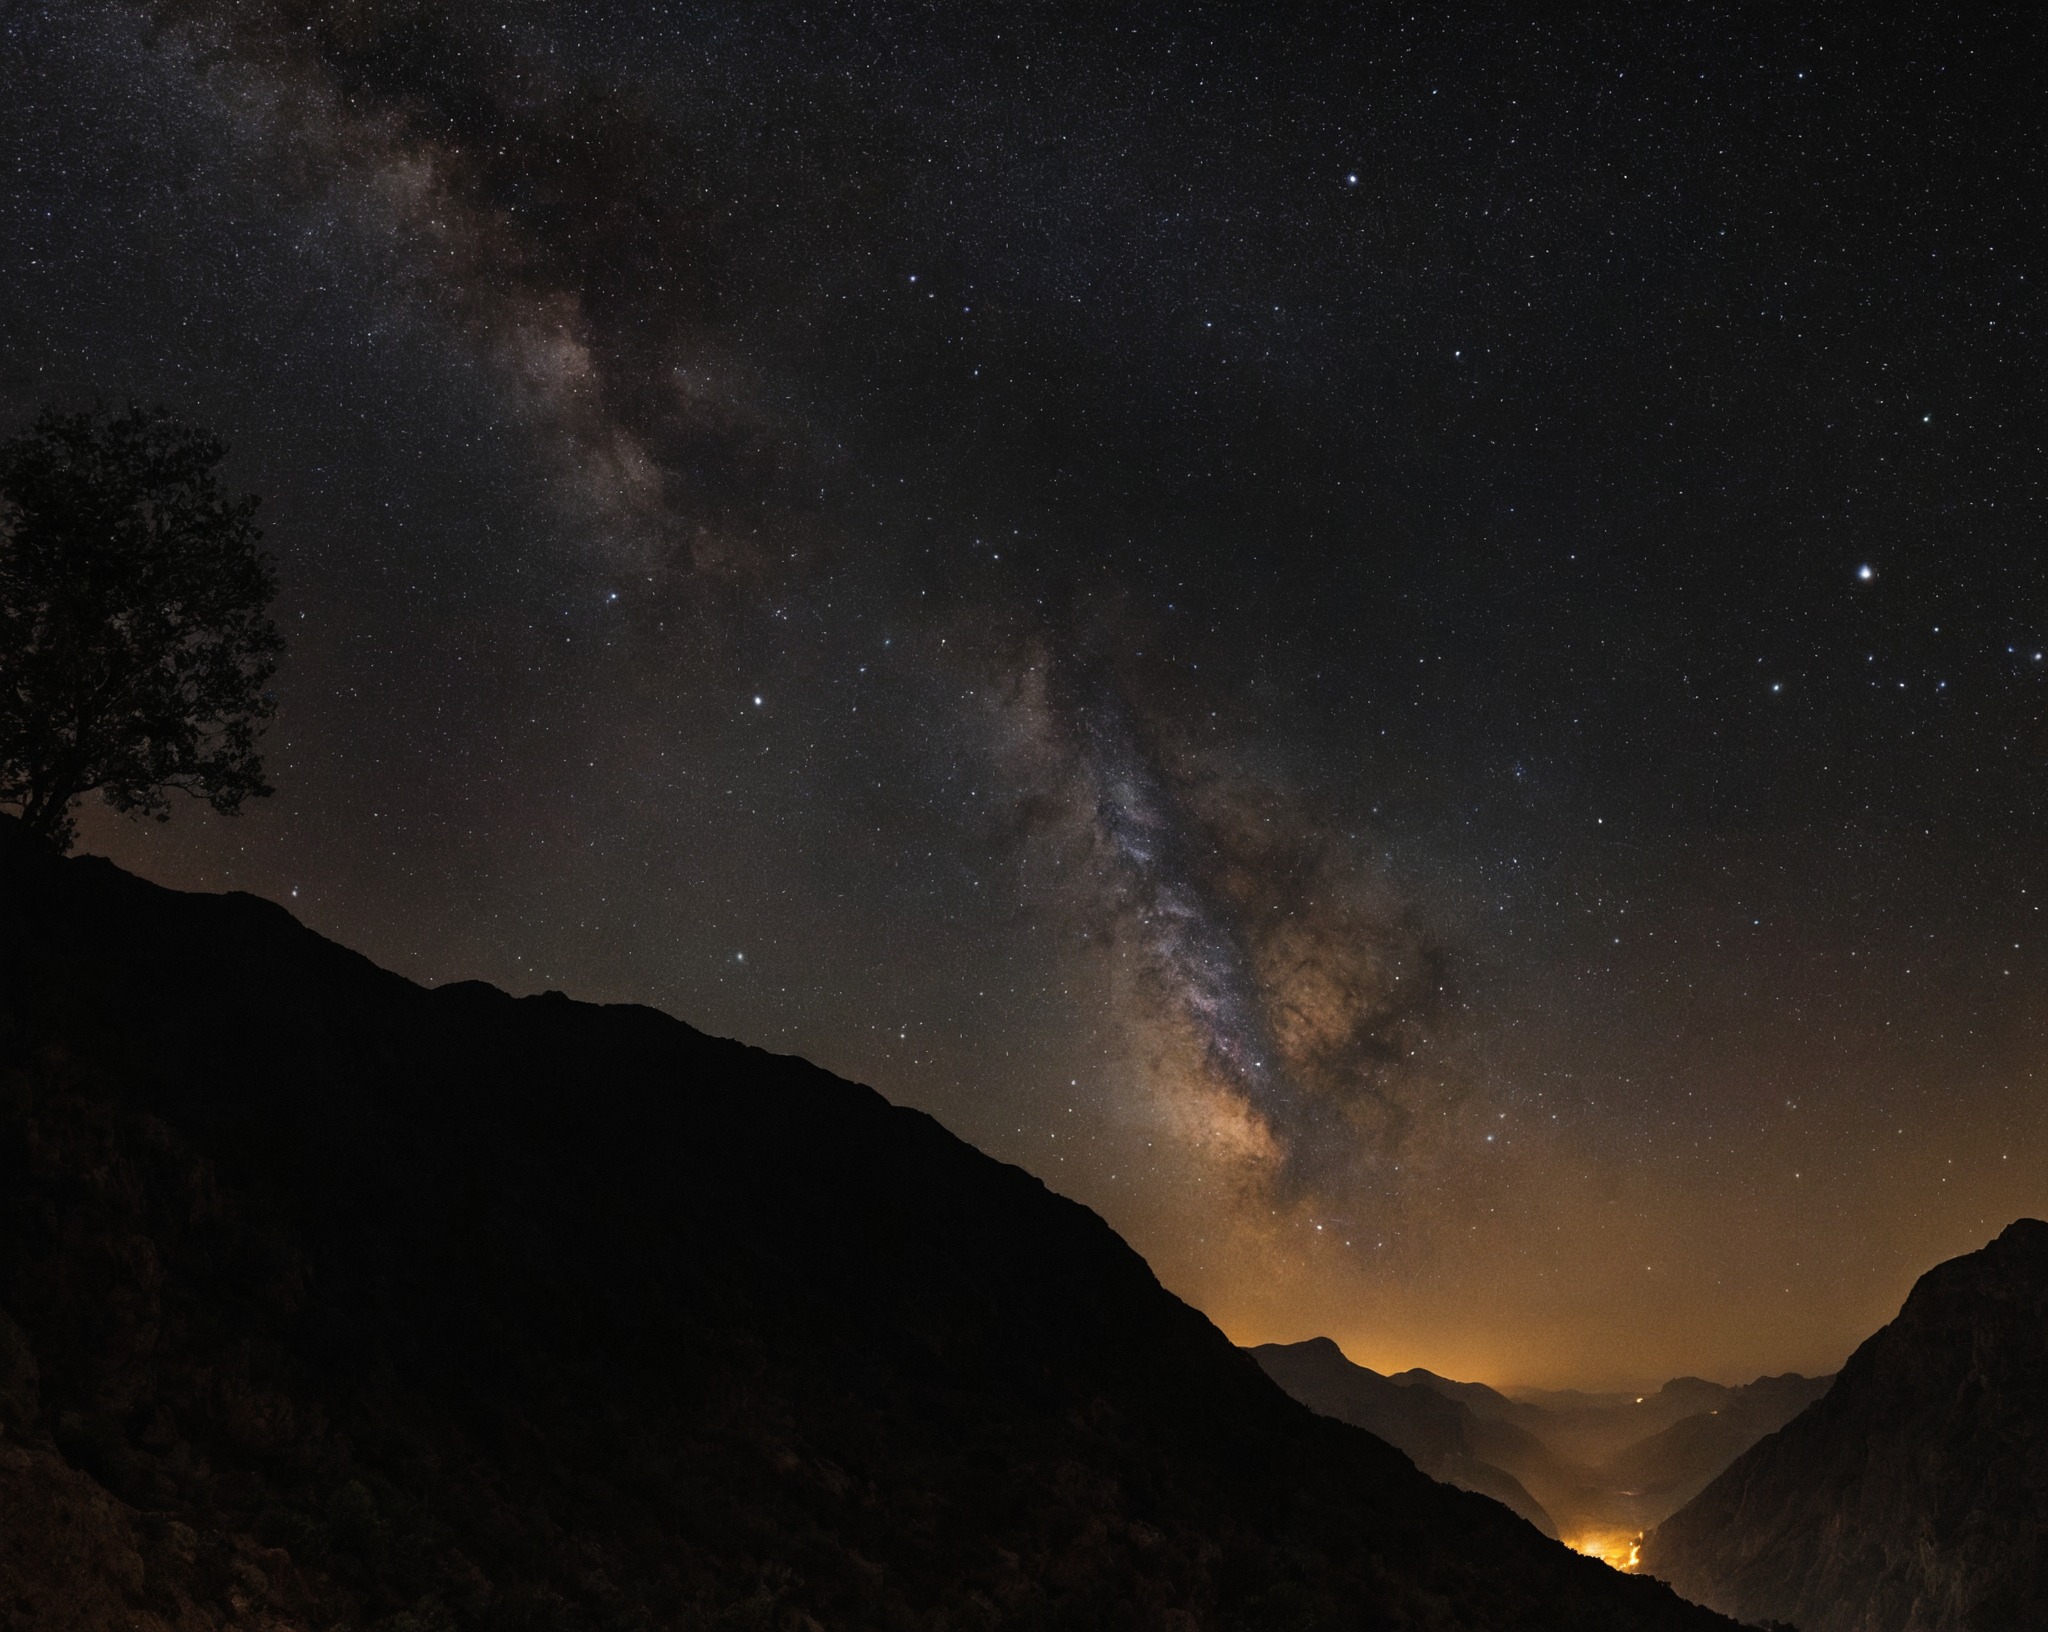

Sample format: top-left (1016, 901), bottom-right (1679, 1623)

top-left (0, 816), bottom-right (1740, 1629)
top-left (1644, 1218), bottom-right (2048, 1632)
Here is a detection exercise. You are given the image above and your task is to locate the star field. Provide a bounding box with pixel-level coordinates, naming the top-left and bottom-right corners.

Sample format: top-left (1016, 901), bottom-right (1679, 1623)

top-left (3, 2), bottom-right (2044, 1385)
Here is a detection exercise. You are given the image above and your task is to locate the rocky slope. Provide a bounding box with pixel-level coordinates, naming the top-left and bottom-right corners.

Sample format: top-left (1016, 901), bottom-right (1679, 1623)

top-left (1249, 1339), bottom-right (1557, 1536)
top-left (1642, 1220), bottom-right (2048, 1631)
top-left (0, 818), bottom-right (1741, 1631)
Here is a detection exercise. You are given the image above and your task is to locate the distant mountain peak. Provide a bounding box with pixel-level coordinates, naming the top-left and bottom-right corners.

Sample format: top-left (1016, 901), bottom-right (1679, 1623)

top-left (1250, 1340), bottom-right (1560, 1539)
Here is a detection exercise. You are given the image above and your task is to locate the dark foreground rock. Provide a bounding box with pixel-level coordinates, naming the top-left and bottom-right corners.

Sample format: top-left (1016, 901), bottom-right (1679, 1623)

top-left (1643, 1220), bottom-right (2048, 1632)
top-left (0, 819), bottom-right (1739, 1630)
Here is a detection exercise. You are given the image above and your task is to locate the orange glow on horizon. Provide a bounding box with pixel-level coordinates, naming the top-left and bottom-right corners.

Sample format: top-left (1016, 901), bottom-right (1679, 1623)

top-left (1567, 1532), bottom-right (1642, 1572)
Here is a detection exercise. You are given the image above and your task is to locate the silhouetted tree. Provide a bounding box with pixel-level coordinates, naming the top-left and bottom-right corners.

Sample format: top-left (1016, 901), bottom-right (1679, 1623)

top-left (0, 405), bottom-right (282, 851)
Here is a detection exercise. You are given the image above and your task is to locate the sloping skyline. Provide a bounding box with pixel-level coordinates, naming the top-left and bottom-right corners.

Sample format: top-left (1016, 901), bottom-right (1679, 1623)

top-left (5, 2), bottom-right (2042, 1386)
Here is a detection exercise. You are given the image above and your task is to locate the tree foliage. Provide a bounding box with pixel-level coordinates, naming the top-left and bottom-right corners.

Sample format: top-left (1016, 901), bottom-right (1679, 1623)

top-left (0, 405), bottom-right (282, 852)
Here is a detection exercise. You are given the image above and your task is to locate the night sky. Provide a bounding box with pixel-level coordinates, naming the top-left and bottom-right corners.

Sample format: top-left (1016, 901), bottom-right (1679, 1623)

top-left (6, 2), bottom-right (2044, 1387)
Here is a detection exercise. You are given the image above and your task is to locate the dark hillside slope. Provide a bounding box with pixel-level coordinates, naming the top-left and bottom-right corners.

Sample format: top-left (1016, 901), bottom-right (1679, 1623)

top-left (1643, 1220), bottom-right (2048, 1632)
top-left (0, 820), bottom-right (1737, 1630)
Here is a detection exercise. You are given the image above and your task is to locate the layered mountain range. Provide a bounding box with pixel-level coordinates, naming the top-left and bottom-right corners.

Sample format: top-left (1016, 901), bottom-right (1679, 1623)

top-left (0, 818), bottom-right (1738, 1630)
top-left (1252, 1339), bottom-right (1828, 1557)
top-left (1248, 1339), bottom-right (1559, 1536)
top-left (1644, 1220), bottom-right (2048, 1632)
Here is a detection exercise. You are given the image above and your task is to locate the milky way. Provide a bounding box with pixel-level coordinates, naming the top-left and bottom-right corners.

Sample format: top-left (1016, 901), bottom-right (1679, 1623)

top-left (6, 1), bottom-right (2046, 1385)
top-left (80, 0), bottom-right (1473, 1225)
top-left (992, 624), bottom-right (1469, 1217)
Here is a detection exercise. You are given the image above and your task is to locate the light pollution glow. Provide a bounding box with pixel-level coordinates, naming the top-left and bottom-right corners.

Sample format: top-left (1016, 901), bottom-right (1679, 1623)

top-left (35, 0), bottom-right (2048, 1398)
top-left (1567, 1532), bottom-right (1643, 1573)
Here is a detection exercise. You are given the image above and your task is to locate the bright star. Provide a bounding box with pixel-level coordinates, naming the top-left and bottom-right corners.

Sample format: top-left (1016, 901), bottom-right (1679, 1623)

top-left (1857, 564), bottom-right (1874, 580)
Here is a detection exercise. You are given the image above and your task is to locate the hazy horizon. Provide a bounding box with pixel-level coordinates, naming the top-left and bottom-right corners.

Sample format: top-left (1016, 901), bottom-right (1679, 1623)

top-left (14, 2), bottom-right (2043, 1397)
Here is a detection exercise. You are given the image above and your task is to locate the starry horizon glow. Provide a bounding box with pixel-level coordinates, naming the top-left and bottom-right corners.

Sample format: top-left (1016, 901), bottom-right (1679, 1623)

top-left (5, 2), bottom-right (2044, 1388)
